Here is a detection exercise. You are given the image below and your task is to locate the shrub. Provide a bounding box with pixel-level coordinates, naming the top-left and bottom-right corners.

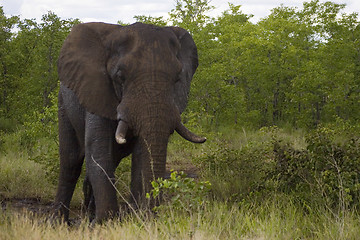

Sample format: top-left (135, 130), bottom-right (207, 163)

top-left (194, 124), bottom-right (360, 212)
top-left (0, 117), bottom-right (18, 133)
top-left (194, 128), bottom-right (275, 202)
top-left (271, 126), bottom-right (360, 210)
top-left (19, 91), bottom-right (59, 183)
top-left (147, 170), bottom-right (211, 214)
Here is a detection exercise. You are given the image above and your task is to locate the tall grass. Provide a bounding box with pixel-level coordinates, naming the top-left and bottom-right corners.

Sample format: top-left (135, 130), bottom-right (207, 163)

top-left (1, 125), bottom-right (360, 239)
top-left (0, 145), bottom-right (85, 207)
top-left (0, 151), bottom-right (55, 200)
top-left (1, 198), bottom-right (360, 239)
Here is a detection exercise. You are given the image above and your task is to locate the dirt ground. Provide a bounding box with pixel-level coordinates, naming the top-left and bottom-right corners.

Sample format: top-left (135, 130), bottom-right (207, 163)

top-left (1, 197), bottom-right (57, 216)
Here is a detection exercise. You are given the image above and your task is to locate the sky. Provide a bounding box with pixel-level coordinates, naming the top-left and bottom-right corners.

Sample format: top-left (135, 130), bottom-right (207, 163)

top-left (1, 0), bottom-right (360, 24)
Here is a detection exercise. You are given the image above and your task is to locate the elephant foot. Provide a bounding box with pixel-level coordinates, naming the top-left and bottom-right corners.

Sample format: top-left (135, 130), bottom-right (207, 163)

top-left (49, 203), bottom-right (85, 227)
top-left (48, 203), bottom-right (70, 226)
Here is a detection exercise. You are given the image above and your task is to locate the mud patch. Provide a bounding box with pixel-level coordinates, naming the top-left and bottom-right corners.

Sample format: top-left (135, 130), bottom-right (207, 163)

top-left (1, 197), bottom-right (54, 215)
top-left (0, 197), bottom-right (86, 226)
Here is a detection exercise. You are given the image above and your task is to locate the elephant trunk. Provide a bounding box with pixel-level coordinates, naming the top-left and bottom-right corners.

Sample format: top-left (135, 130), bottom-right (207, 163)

top-left (130, 120), bottom-right (170, 203)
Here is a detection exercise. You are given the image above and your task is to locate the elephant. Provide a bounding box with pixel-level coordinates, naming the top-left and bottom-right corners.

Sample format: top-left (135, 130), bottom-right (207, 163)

top-left (54, 22), bottom-right (206, 224)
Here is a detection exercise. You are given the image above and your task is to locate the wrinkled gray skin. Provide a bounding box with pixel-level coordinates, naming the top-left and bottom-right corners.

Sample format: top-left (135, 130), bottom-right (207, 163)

top-left (54, 22), bottom-right (205, 224)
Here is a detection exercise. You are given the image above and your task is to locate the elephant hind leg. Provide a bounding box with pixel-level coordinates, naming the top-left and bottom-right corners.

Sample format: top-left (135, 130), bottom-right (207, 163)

top-left (83, 176), bottom-right (95, 221)
top-left (54, 103), bottom-right (85, 223)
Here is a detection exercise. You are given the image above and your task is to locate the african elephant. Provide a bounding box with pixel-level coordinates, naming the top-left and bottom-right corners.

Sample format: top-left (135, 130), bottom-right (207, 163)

top-left (54, 22), bottom-right (206, 223)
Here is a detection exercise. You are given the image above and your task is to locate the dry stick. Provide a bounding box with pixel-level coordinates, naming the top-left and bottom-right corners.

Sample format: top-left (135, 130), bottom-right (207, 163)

top-left (90, 155), bottom-right (150, 231)
top-left (143, 138), bottom-right (156, 191)
top-left (58, 202), bottom-right (82, 219)
top-left (309, 149), bottom-right (347, 238)
top-left (329, 147), bottom-right (346, 238)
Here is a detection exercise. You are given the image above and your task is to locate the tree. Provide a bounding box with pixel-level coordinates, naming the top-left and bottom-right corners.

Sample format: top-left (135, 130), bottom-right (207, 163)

top-left (1, 1), bottom-right (360, 132)
top-left (0, 7), bottom-right (19, 117)
top-left (133, 15), bottom-right (168, 26)
top-left (288, 0), bottom-right (360, 127)
top-left (188, 4), bottom-right (253, 127)
top-left (4, 12), bottom-right (79, 122)
top-left (169, 0), bottom-right (213, 33)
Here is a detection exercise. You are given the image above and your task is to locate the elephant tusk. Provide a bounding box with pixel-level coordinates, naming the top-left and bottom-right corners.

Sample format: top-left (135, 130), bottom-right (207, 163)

top-left (175, 122), bottom-right (206, 144)
top-left (115, 120), bottom-right (128, 144)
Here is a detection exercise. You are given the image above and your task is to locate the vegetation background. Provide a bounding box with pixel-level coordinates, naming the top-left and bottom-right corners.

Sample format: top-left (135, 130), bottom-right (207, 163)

top-left (1, 0), bottom-right (360, 239)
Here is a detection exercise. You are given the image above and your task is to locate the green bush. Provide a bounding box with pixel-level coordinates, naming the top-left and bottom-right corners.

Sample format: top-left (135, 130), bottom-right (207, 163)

top-left (147, 170), bottom-right (211, 214)
top-left (17, 91), bottom-right (59, 183)
top-left (271, 126), bottom-right (360, 210)
top-left (194, 124), bottom-right (360, 212)
top-left (194, 128), bottom-right (275, 202)
top-left (0, 117), bottom-right (18, 133)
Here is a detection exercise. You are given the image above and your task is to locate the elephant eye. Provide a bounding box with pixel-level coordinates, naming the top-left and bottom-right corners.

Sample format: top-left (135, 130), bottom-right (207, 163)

top-left (115, 69), bottom-right (126, 81)
top-left (175, 68), bottom-right (184, 83)
top-left (113, 78), bottom-right (123, 100)
top-left (175, 61), bottom-right (183, 75)
top-left (115, 69), bottom-right (122, 77)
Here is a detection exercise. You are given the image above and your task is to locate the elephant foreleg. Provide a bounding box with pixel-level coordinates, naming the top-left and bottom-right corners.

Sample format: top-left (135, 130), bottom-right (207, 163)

top-left (54, 108), bottom-right (84, 223)
top-left (85, 113), bottom-right (119, 222)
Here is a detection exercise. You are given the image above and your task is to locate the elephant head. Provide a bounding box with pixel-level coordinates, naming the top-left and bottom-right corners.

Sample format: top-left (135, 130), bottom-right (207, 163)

top-left (57, 22), bottom-right (205, 204)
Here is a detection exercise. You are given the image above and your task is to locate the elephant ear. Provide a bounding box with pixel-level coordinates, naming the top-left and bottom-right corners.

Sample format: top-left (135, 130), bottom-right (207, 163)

top-left (168, 27), bottom-right (199, 114)
top-left (58, 22), bottom-right (121, 120)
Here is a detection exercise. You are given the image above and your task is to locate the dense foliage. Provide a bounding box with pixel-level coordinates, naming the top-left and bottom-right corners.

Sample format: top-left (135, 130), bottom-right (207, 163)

top-left (1, 0), bottom-right (360, 131)
top-left (0, 9), bottom-right (79, 123)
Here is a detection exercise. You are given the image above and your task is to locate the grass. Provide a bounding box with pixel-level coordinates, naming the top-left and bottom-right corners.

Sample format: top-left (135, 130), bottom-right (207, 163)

top-left (0, 148), bottom-right (83, 206)
top-left (0, 151), bottom-right (55, 201)
top-left (1, 197), bottom-right (360, 239)
top-left (1, 126), bottom-right (360, 239)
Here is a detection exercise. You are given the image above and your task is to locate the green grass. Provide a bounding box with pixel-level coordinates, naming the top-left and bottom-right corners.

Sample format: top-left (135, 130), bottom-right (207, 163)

top-left (0, 150), bottom-right (83, 206)
top-left (0, 151), bottom-right (55, 200)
